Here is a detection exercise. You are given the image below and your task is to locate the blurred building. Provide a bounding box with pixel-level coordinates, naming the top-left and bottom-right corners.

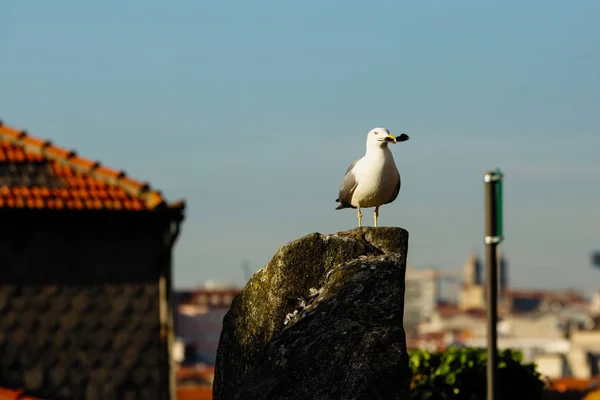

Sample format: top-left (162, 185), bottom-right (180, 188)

top-left (459, 250), bottom-right (509, 311)
top-left (174, 286), bottom-right (241, 365)
top-left (501, 289), bottom-right (588, 316)
top-left (459, 251), bottom-right (485, 310)
top-left (418, 302), bottom-right (487, 339)
top-left (462, 251), bottom-right (482, 287)
top-left (413, 248), bottom-right (598, 380)
top-left (497, 249), bottom-right (509, 297)
top-left (418, 282), bottom-right (600, 380)
top-left (590, 290), bottom-right (600, 316)
top-left (404, 266), bottom-right (439, 333)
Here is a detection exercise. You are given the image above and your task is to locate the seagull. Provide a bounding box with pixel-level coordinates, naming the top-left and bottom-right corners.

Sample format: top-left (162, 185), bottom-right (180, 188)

top-left (335, 128), bottom-right (409, 227)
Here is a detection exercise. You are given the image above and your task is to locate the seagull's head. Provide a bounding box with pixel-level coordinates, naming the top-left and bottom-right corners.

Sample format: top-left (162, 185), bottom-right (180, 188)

top-left (366, 128), bottom-right (410, 149)
top-left (366, 127), bottom-right (398, 148)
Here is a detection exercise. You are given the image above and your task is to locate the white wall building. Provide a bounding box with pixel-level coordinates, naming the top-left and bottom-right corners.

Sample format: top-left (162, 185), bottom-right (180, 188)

top-left (405, 266), bottom-right (439, 332)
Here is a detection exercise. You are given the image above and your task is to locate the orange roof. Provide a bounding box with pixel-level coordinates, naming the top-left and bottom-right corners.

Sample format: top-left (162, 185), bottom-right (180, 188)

top-left (0, 387), bottom-right (42, 400)
top-left (584, 388), bottom-right (600, 400)
top-left (436, 302), bottom-right (460, 315)
top-left (436, 303), bottom-right (487, 319)
top-left (177, 386), bottom-right (212, 400)
top-left (176, 365), bottom-right (215, 383)
top-left (550, 376), bottom-right (600, 392)
top-left (0, 120), bottom-right (183, 211)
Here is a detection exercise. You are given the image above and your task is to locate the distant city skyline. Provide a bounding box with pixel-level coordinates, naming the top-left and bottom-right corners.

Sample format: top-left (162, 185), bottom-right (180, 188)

top-left (2, 1), bottom-right (599, 293)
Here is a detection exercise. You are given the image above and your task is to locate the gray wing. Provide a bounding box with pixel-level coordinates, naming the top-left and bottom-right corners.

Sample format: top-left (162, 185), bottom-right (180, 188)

top-left (384, 178), bottom-right (401, 205)
top-left (335, 160), bottom-right (359, 209)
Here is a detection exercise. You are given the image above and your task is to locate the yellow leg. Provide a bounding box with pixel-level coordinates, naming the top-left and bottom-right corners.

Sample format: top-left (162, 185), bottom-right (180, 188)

top-left (374, 206), bottom-right (379, 228)
top-left (357, 207), bottom-right (362, 227)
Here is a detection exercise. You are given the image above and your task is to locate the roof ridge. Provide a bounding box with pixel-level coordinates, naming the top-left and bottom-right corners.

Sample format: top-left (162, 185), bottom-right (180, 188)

top-left (0, 120), bottom-right (178, 210)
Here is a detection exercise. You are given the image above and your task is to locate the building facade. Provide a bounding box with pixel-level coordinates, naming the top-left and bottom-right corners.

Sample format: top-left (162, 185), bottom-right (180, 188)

top-left (404, 266), bottom-right (439, 332)
top-left (0, 121), bottom-right (185, 399)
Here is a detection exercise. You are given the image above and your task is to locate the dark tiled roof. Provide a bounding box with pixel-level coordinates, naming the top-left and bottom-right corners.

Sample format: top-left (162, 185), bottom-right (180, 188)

top-left (0, 121), bottom-right (183, 211)
top-left (0, 283), bottom-right (163, 399)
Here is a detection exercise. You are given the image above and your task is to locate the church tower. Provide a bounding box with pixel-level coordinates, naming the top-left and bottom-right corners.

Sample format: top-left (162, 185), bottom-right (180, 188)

top-left (459, 251), bottom-right (485, 310)
top-left (463, 250), bottom-right (482, 286)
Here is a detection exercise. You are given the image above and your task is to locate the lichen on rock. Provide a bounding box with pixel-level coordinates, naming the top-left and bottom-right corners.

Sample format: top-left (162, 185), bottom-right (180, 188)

top-left (213, 227), bottom-right (410, 400)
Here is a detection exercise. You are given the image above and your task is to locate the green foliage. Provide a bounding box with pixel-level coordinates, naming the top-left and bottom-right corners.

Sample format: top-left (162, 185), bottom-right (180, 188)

top-left (408, 347), bottom-right (545, 400)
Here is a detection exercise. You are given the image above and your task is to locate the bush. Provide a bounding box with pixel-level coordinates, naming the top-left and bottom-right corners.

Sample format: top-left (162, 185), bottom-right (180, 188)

top-left (408, 346), bottom-right (545, 400)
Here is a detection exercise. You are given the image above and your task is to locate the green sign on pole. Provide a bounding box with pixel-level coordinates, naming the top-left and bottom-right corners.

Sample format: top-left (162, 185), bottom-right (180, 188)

top-left (495, 168), bottom-right (503, 240)
top-left (484, 169), bottom-right (504, 244)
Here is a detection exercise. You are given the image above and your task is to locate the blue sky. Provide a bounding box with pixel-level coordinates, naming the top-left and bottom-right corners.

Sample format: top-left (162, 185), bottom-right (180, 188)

top-left (2, 1), bottom-right (599, 293)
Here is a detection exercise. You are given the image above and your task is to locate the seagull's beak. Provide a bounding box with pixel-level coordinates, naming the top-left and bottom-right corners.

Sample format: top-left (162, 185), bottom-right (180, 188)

top-left (383, 134), bottom-right (397, 144)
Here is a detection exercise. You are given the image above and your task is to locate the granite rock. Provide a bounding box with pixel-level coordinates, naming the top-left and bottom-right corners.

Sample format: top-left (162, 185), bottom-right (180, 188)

top-left (213, 227), bottom-right (411, 400)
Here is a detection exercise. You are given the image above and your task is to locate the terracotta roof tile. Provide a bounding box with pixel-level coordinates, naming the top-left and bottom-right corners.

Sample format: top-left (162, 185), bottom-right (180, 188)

top-left (20, 135), bottom-right (50, 153)
top-left (177, 365), bottom-right (215, 383)
top-left (69, 155), bottom-right (98, 172)
top-left (43, 144), bottom-right (75, 160)
top-left (119, 176), bottom-right (149, 196)
top-left (0, 128), bottom-right (26, 141)
top-left (0, 120), bottom-right (184, 211)
top-left (550, 376), bottom-right (600, 392)
top-left (177, 386), bottom-right (212, 400)
top-left (0, 387), bottom-right (43, 400)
